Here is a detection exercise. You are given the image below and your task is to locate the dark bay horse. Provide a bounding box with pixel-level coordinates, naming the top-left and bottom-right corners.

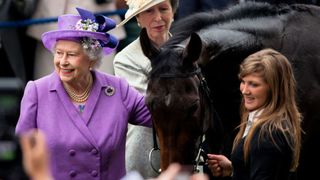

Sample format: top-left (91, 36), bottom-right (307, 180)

top-left (145, 2), bottom-right (320, 179)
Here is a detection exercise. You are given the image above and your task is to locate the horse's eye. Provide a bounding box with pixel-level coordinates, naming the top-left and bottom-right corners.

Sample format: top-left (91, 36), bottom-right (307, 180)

top-left (185, 85), bottom-right (193, 93)
top-left (188, 101), bottom-right (199, 114)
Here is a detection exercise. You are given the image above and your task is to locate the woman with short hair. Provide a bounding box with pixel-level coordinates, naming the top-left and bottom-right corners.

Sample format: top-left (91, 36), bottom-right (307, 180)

top-left (16, 8), bottom-right (152, 180)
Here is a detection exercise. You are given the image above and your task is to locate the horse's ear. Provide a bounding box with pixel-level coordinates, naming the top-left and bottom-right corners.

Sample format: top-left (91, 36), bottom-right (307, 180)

top-left (140, 28), bottom-right (160, 60)
top-left (183, 33), bottom-right (203, 64)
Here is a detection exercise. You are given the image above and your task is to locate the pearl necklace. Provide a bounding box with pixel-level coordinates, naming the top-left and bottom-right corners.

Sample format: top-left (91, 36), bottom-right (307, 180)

top-left (64, 76), bottom-right (93, 103)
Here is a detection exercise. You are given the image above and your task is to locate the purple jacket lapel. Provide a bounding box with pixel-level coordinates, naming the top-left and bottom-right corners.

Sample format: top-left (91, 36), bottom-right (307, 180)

top-left (49, 72), bottom-right (99, 149)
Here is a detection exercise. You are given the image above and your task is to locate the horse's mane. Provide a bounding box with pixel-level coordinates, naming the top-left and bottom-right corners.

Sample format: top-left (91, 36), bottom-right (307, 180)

top-left (148, 46), bottom-right (185, 79)
top-left (167, 2), bottom-right (314, 47)
top-left (150, 2), bottom-right (317, 79)
top-left (150, 2), bottom-right (285, 79)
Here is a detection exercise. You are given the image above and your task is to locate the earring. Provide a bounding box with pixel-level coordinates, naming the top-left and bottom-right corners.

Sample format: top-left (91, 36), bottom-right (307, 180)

top-left (137, 22), bottom-right (141, 27)
top-left (171, 19), bottom-right (174, 23)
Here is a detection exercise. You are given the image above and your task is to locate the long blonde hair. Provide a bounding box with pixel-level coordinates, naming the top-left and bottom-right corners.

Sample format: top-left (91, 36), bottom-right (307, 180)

top-left (233, 48), bottom-right (302, 171)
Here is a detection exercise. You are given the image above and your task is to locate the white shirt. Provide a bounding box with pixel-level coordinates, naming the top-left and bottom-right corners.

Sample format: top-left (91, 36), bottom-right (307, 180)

top-left (243, 109), bottom-right (263, 137)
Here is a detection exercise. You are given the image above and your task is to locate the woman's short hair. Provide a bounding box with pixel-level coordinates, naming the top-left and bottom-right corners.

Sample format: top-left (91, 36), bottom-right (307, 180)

top-left (80, 38), bottom-right (103, 68)
top-left (170, 0), bottom-right (179, 13)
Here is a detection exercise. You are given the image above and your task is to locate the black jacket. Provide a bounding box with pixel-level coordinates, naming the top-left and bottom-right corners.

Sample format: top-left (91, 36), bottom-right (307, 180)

top-left (231, 127), bottom-right (295, 180)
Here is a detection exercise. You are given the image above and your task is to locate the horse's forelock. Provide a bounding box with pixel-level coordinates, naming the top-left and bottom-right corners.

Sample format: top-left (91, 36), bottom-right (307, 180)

top-left (170, 2), bottom-right (290, 42)
top-left (166, 2), bottom-right (292, 65)
top-left (149, 47), bottom-right (183, 79)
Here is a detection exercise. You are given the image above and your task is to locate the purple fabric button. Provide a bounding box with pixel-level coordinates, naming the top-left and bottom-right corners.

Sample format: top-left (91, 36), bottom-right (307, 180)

top-left (69, 170), bottom-right (77, 177)
top-left (69, 149), bottom-right (76, 156)
top-left (91, 148), bottom-right (98, 155)
top-left (91, 170), bottom-right (98, 177)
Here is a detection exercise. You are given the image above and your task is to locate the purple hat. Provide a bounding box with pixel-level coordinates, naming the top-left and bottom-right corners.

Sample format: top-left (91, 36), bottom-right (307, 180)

top-left (41, 8), bottom-right (118, 55)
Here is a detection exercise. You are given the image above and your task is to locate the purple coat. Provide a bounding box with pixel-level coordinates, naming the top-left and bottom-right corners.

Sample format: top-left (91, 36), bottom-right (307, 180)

top-left (16, 70), bottom-right (152, 180)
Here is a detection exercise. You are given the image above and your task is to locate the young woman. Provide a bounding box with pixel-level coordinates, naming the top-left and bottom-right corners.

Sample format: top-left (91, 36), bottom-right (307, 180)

top-left (207, 48), bottom-right (302, 180)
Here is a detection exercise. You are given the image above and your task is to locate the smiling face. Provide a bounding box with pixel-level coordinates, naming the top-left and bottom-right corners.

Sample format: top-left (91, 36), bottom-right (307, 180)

top-left (240, 73), bottom-right (270, 112)
top-left (136, 0), bottom-right (174, 47)
top-left (54, 40), bottom-right (94, 87)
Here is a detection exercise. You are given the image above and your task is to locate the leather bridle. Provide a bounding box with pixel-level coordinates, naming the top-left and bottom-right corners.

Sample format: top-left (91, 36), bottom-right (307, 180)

top-left (148, 64), bottom-right (215, 174)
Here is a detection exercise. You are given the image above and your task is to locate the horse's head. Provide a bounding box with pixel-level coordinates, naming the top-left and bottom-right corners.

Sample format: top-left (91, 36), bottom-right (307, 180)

top-left (146, 33), bottom-right (223, 171)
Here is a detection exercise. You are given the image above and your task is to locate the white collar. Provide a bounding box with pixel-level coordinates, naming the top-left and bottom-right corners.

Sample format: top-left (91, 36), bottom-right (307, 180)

top-left (243, 109), bottom-right (264, 137)
top-left (248, 109), bottom-right (263, 123)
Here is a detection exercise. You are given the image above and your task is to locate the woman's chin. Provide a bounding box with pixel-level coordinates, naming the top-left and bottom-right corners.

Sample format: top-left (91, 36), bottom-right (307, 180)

top-left (60, 74), bottom-right (73, 83)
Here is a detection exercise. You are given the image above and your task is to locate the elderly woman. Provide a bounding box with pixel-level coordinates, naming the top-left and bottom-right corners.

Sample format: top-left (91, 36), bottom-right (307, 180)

top-left (114, 0), bottom-right (179, 178)
top-left (15, 8), bottom-right (152, 180)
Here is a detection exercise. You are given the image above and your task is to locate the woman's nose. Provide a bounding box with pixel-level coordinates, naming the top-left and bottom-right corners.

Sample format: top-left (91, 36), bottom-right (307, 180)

top-left (241, 85), bottom-right (249, 95)
top-left (154, 11), bottom-right (162, 21)
top-left (60, 54), bottom-right (69, 66)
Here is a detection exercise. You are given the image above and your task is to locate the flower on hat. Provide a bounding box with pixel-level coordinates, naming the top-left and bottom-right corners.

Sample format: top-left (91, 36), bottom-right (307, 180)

top-left (75, 19), bottom-right (102, 50)
top-left (75, 19), bottom-right (99, 32)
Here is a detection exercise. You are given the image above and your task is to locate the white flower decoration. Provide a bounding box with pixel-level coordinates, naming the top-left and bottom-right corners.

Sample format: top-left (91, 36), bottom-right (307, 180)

top-left (75, 19), bottom-right (99, 32)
